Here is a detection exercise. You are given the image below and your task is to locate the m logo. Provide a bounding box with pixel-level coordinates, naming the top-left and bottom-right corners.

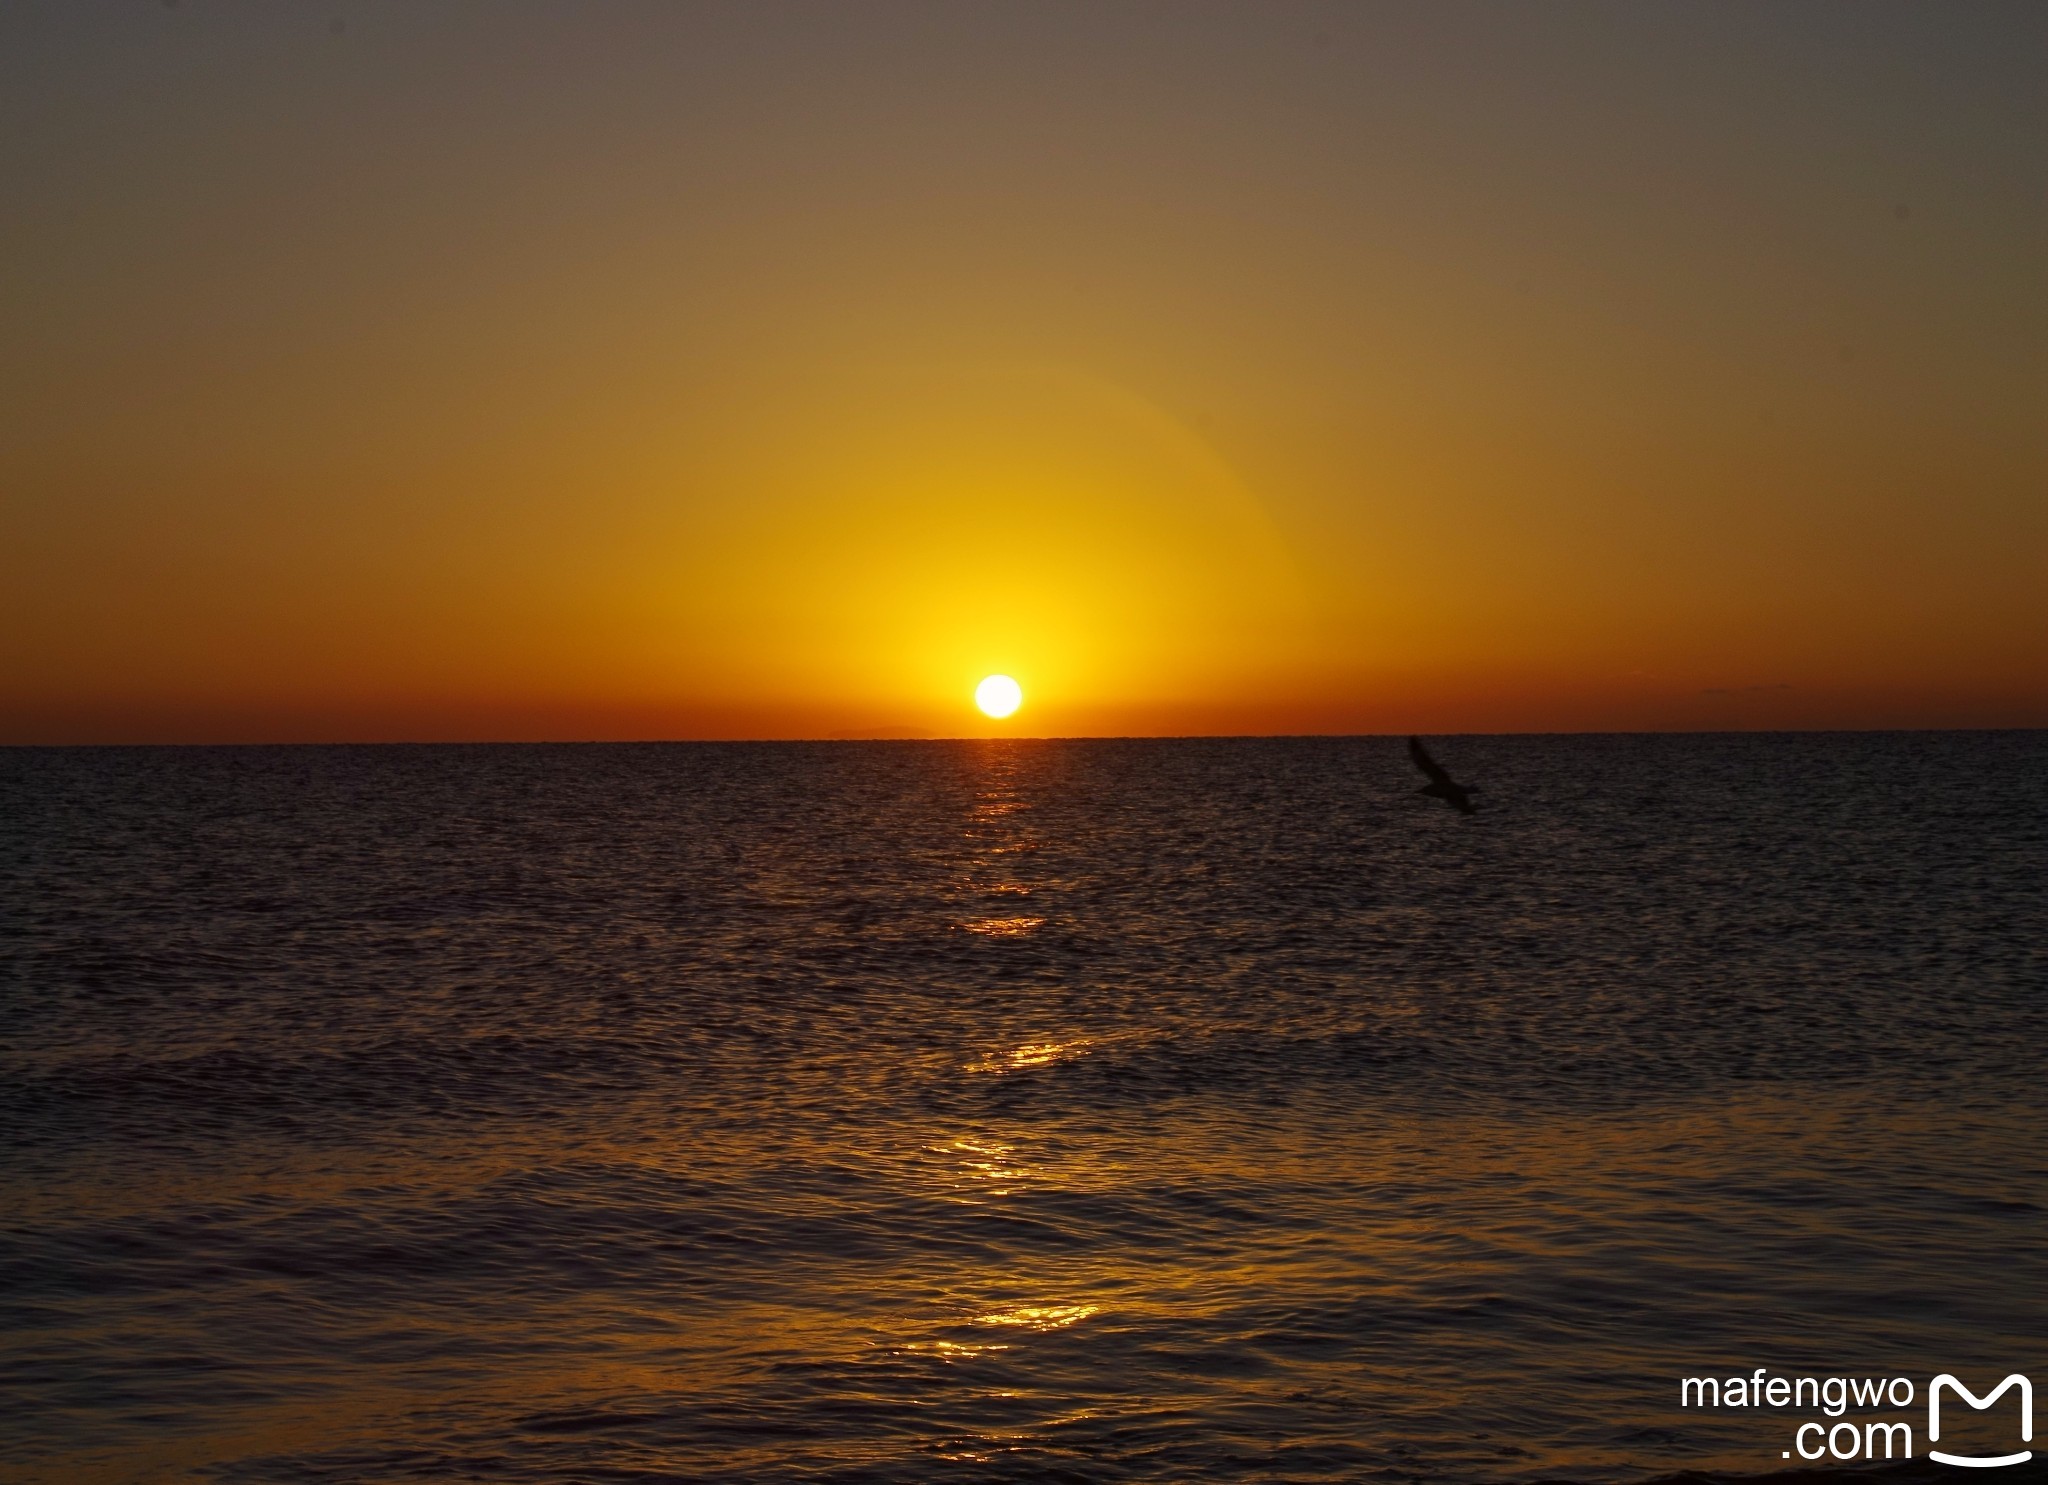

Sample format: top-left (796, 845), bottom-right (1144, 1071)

top-left (1929, 1374), bottom-right (2032, 1468)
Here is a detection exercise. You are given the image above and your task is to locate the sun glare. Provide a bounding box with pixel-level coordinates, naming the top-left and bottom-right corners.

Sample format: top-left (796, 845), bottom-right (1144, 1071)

top-left (975, 674), bottom-right (1023, 719)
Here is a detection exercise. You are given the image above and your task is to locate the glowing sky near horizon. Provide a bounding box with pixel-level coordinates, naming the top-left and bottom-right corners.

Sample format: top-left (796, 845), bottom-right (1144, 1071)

top-left (1, 1), bottom-right (2042, 741)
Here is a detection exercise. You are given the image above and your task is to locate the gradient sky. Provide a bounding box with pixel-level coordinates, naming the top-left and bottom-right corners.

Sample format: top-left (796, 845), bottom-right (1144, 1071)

top-left (3, 1), bottom-right (2043, 741)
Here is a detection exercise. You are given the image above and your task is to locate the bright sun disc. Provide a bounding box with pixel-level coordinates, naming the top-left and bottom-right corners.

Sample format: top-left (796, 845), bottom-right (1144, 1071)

top-left (975, 674), bottom-right (1023, 719)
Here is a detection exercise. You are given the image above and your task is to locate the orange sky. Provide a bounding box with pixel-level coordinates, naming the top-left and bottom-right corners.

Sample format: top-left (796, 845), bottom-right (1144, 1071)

top-left (3, 2), bottom-right (2042, 742)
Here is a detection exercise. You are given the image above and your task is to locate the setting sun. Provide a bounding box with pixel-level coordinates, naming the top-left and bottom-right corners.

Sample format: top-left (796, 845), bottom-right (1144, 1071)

top-left (975, 674), bottom-right (1023, 719)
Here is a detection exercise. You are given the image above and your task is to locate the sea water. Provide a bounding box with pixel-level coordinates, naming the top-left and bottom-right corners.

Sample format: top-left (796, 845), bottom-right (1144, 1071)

top-left (3, 734), bottom-right (2044, 1482)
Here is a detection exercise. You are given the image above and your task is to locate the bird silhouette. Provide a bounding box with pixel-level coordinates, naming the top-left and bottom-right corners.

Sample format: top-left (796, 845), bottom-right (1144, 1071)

top-left (1408, 736), bottom-right (1478, 814)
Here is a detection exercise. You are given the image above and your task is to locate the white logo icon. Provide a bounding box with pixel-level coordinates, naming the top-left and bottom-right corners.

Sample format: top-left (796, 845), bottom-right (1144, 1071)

top-left (1929, 1374), bottom-right (2033, 1468)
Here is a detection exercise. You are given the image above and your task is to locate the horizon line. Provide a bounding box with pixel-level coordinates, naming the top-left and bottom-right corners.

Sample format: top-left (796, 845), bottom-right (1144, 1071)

top-left (6, 723), bottom-right (2043, 750)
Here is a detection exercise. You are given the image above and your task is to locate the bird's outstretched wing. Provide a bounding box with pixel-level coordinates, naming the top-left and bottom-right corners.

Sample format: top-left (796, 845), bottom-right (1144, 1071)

top-left (1408, 736), bottom-right (1452, 787)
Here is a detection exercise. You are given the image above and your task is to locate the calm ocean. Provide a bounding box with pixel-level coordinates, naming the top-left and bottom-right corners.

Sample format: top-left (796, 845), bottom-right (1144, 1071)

top-left (4, 734), bottom-right (2044, 1483)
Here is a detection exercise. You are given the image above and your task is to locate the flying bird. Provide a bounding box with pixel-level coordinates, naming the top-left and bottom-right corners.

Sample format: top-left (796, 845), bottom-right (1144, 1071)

top-left (1408, 736), bottom-right (1478, 814)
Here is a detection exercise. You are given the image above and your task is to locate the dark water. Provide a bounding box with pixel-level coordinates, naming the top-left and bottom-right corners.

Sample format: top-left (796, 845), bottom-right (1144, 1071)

top-left (3, 735), bottom-right (2045, 1484)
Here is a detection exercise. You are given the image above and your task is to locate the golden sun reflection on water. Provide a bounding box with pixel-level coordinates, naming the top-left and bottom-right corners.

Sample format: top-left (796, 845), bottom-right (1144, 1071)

top-left (959, 916), bottom-right (1045, 937)
top-left (956, 756), bottom-right (1042, 929)
top-left (963, 1029), bottom-right (1156, 1076)
top-left (900, 1338), bottom-right (1011, 1362)
top-left (928, 1135), bottom-right (1039, 1194)
top-left (971, 1302), bottom-right (1100, 1331)
top-left (899, 751), bottom-right (1108, 1445)
top-left (963, 1036), bottom-right (1099, 1074)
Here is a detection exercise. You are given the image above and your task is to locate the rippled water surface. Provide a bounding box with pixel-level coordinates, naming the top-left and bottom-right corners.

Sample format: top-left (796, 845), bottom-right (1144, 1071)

top-left (4, 735), bottom-right (2045, 1483)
